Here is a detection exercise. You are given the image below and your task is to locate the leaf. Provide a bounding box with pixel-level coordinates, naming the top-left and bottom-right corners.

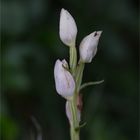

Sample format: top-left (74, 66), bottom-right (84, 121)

top-left (80, 80), bottom-right (104, 91)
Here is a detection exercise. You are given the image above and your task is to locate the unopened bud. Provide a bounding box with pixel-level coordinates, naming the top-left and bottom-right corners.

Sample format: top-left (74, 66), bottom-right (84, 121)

top-left (59, 8), bottom-right (77, 46)
top-left (65, 101), bottom-right (81, 124)
top-left (79, 31), bottom-right (102, 63)
top-left (54, 59), bottom-right (75, 98)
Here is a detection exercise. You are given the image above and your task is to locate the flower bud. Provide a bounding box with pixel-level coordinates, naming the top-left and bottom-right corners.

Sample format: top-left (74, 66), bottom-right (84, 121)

top-left (54, 59), bottom-right (75, 98)
top-left (59, 8), bottom-right (77, 46)
top-left (66, 101), bottom-right (81, 124)
top-left (79, 31), bottom-right (102, 63)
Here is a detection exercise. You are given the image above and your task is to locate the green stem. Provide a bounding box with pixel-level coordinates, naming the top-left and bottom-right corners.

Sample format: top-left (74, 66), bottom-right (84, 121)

top-left (76, 62), bottom-right (85, 92)
top-left (69, 99), bottom-right (80, 140)
top-left (70, 125), bottom-right (79, 140)
top-left (68, 61), bottom-right (85, 140)
top-left (69, 46), bottom-right (77, 75)
top-left (69, 45), bottom-right (80, 140)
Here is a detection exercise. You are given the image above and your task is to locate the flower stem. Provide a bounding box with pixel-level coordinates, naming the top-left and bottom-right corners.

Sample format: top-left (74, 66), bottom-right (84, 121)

top-left (69, 99), bottom-right (80, 140)
top-left (69, 45), bottom-right (80, 140)
top-left (70, 125), bottom-right (79, 140)
top-left (76, 62), bottom-right (85, 92)
top-left (69, 46), bottom-right (77, 75)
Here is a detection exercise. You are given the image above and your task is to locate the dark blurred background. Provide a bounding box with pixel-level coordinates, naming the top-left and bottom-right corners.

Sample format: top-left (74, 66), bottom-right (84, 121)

top-left (1, 0), bottom-right (139, 140)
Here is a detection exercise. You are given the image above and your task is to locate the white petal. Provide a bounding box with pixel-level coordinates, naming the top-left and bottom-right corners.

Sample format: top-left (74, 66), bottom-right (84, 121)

top-left (79, 31), bottom-right (102, 63)
top-left (54, 59), bottom-right (75, 97)
top-left (59, 8), bottom-right (77, 46)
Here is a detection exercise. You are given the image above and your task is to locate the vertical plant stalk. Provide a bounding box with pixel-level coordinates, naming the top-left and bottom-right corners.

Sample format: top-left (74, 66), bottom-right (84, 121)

top-left (76, 61), bottom-right (85, 92)
top-left (69, 100), bottom-right (80, 140)
top-left (69, 47), bottom-right (85, 140)
top-left (69, 46), bottom-right (77, 76)
top-left (69, 45), bottom-right (80, 140)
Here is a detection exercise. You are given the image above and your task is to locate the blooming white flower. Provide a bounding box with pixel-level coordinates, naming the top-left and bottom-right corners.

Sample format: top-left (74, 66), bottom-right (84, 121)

top-left (66, 101), bottom-right (81, 124)
top-left (54, 59), bottom-right (75, 98)
top-left (79, 31), bottom-right (102, 63)
top-left (59, 8), bottom-right (77, 46)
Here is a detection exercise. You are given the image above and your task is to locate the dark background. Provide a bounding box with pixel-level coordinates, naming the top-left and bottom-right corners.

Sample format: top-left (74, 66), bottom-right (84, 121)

top-left (1, 0), bottom-right (139, 140)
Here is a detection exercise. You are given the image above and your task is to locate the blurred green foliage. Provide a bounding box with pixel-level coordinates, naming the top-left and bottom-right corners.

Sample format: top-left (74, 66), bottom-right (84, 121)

top-left (1, 0), bottom-right (138, 140)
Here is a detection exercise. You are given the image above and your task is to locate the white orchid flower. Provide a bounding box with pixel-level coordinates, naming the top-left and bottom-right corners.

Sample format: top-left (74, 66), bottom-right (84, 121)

top-left (79, 31), bottom-right (102, 63)
top-left (54, 59), bottom-right (75, 98)
top-left (59, 8), bottom-right (77, 47)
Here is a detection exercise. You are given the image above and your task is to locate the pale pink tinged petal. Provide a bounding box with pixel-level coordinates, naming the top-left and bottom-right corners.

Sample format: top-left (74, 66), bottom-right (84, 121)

top-left (79, 31), bottom-right (102, 63)
top-left (54, 59), bottom-right (75, 98)
top-left (59, 8), bottom-right (77, 46)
